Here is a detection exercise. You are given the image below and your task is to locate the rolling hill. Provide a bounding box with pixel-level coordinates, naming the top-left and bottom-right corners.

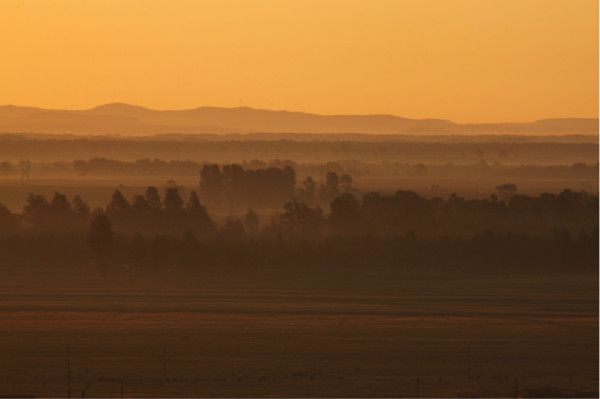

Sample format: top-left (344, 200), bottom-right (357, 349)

top-left (0, 103), bottom-right (597, 136)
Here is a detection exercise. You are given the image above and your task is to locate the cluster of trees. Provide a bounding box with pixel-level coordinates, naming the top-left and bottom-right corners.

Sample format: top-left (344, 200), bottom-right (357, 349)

top-left (104, 187), bottom-right (215, 236)
top-left (267, 189), bottom-right (598, 240)
top-left (200, 164), bottom-right (297, 210)
top-left (1, 187), bottom-right (597, 240)
top-left (198, 163), bottom-right (355, 210)
top-left (298, 171), bottom-right (354, 205)
top-left (0, 186), bottom-right (597, 275)
top-left (21, 192), bottom-right (90, 232)
top-left (0, 187), bottom-right (215, 237)
top-left (1, 187), bottom-right (596, 240)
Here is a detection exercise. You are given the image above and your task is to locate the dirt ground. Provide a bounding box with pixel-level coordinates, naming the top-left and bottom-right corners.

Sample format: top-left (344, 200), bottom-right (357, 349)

top-left (0, 273), bottom-right (596, 397)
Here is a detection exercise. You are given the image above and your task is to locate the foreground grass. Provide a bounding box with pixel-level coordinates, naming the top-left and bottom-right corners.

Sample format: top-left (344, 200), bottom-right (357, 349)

top-left (0, 272), bottom-right (597, 397)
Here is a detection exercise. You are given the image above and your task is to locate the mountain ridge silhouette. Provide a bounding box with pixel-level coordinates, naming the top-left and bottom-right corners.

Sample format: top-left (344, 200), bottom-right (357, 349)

top-left (0, 103), bottom-right (597, 136)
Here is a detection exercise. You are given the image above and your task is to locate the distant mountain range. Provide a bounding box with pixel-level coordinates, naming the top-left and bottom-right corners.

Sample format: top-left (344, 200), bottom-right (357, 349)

top-left (0, 103), bottom-right (597, 136)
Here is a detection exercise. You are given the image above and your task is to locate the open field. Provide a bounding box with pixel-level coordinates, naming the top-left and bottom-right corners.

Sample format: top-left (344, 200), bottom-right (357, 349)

top-left (0, 273), bottom-right (597, 397)
top-left (0, 136), bottom-right (597, 397)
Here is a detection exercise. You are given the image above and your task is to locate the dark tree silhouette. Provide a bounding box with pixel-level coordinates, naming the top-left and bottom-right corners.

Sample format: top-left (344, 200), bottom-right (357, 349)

top-left (145, 186), bottom-right (163, 210)
top-left (496, 183), bottom-right (518, 202)
top-left (0, 202), bottom-right (19, 235)
top-left (322, 171), bottom-right (340, 201)
top-left (200, 164), bottom-right (223, 205)
top-left (244, 210), bottom-right (260, 236)
top-left (164, 187), bottom-right (184, 212)
top-left (277, 201), bottom-right (326, 240)
top-left (89, 209), bottom-right (114, 270)
top-left (23, 193), bottom-right (51, 229)
top-left (221, 219), bottom-right (246, 241)
top-left (185, 190), bottom-right (203, 213)
top-left (50, 192), bottom-right (72, 214)
top-left (107, 190), bottom-right (131, 215)
top-left (186, 190), bottom-right (215, 236)
top-left (340, 173), bottom-right (354, 193)
top-left (132, 194), bottom-right (149, 212)
top-left (329, 193), bottom-right (362, 235)
top-left (72, 195), bottom-right (90, 216)
top-left (302, 176), bottom-right (317, 204)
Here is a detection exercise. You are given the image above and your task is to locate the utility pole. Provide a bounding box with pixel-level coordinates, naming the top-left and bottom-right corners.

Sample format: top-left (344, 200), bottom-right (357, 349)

top-left (162, 343), bottom-right (167, 387)
top-left (467, 343), bottom-right (472, 378)
top-left (66, 344), bottom-right (72, 398)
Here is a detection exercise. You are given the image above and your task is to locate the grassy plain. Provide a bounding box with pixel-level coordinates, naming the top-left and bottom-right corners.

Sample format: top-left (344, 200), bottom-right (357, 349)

top-left (0, 271), bottom-right (596, 397)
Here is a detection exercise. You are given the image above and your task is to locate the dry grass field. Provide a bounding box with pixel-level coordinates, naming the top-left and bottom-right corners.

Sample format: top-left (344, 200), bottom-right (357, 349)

top-left (0, 273), bottom-right (596, 397)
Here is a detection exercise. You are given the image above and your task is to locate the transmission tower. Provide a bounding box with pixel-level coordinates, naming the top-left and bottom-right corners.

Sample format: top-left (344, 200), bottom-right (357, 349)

top-left (20, 159), bottom-right (31, 185)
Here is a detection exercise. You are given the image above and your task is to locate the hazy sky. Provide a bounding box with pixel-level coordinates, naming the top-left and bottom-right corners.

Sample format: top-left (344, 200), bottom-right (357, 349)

top-left (0, 0), bottom-right (597, 122)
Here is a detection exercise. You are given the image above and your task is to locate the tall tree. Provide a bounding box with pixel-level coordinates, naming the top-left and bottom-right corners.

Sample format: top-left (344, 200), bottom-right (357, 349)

top-left (89, 209), bottom-right (114, 270)
top-left (164, 187), bottom-right (184, 212)
top-left (145, 186), bottom-right (163, 210)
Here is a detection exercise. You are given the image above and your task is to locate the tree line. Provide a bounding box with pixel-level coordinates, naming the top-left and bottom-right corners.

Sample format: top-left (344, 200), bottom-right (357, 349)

top-left (0, 180), bottom-right (597, 275)
top-left (0, 184), bottom-right (596, 240)
top-left (1, 158), bottom-right (597, 183)
top-left (0, 135), bottom-right (597, 165)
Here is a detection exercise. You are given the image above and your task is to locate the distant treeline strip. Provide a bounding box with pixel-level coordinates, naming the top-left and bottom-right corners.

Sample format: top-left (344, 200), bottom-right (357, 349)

top-left (0, 181), bottom-right (597, 274)
top-left (1, 158), bottom-right (598, 180)
top-left (1, 184), bottom-right (597, 238)
top-left (0, 136), bottom-right (597, 164)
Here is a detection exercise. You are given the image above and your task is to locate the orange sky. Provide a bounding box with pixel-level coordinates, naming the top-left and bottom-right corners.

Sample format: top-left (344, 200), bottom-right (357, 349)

top-left (0, 0), bottom-right (597, 123)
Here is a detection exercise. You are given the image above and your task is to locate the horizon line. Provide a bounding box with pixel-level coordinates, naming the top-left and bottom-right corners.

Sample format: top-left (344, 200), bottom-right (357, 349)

top-left (1, 102), bottom-right (598, 126)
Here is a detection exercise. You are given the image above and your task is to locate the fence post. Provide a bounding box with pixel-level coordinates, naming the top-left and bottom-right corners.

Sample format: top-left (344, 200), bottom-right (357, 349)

top-left (467, 343), bottom-right (472, 378)
top-left (66, 344), bottom-right (72, 398)
top-left (163, 343), bottom-right (167, 381)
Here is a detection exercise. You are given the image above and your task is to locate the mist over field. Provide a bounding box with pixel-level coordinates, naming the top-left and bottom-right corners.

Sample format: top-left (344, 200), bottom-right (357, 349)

top-left (0, 127), bottom-right (597, 397)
